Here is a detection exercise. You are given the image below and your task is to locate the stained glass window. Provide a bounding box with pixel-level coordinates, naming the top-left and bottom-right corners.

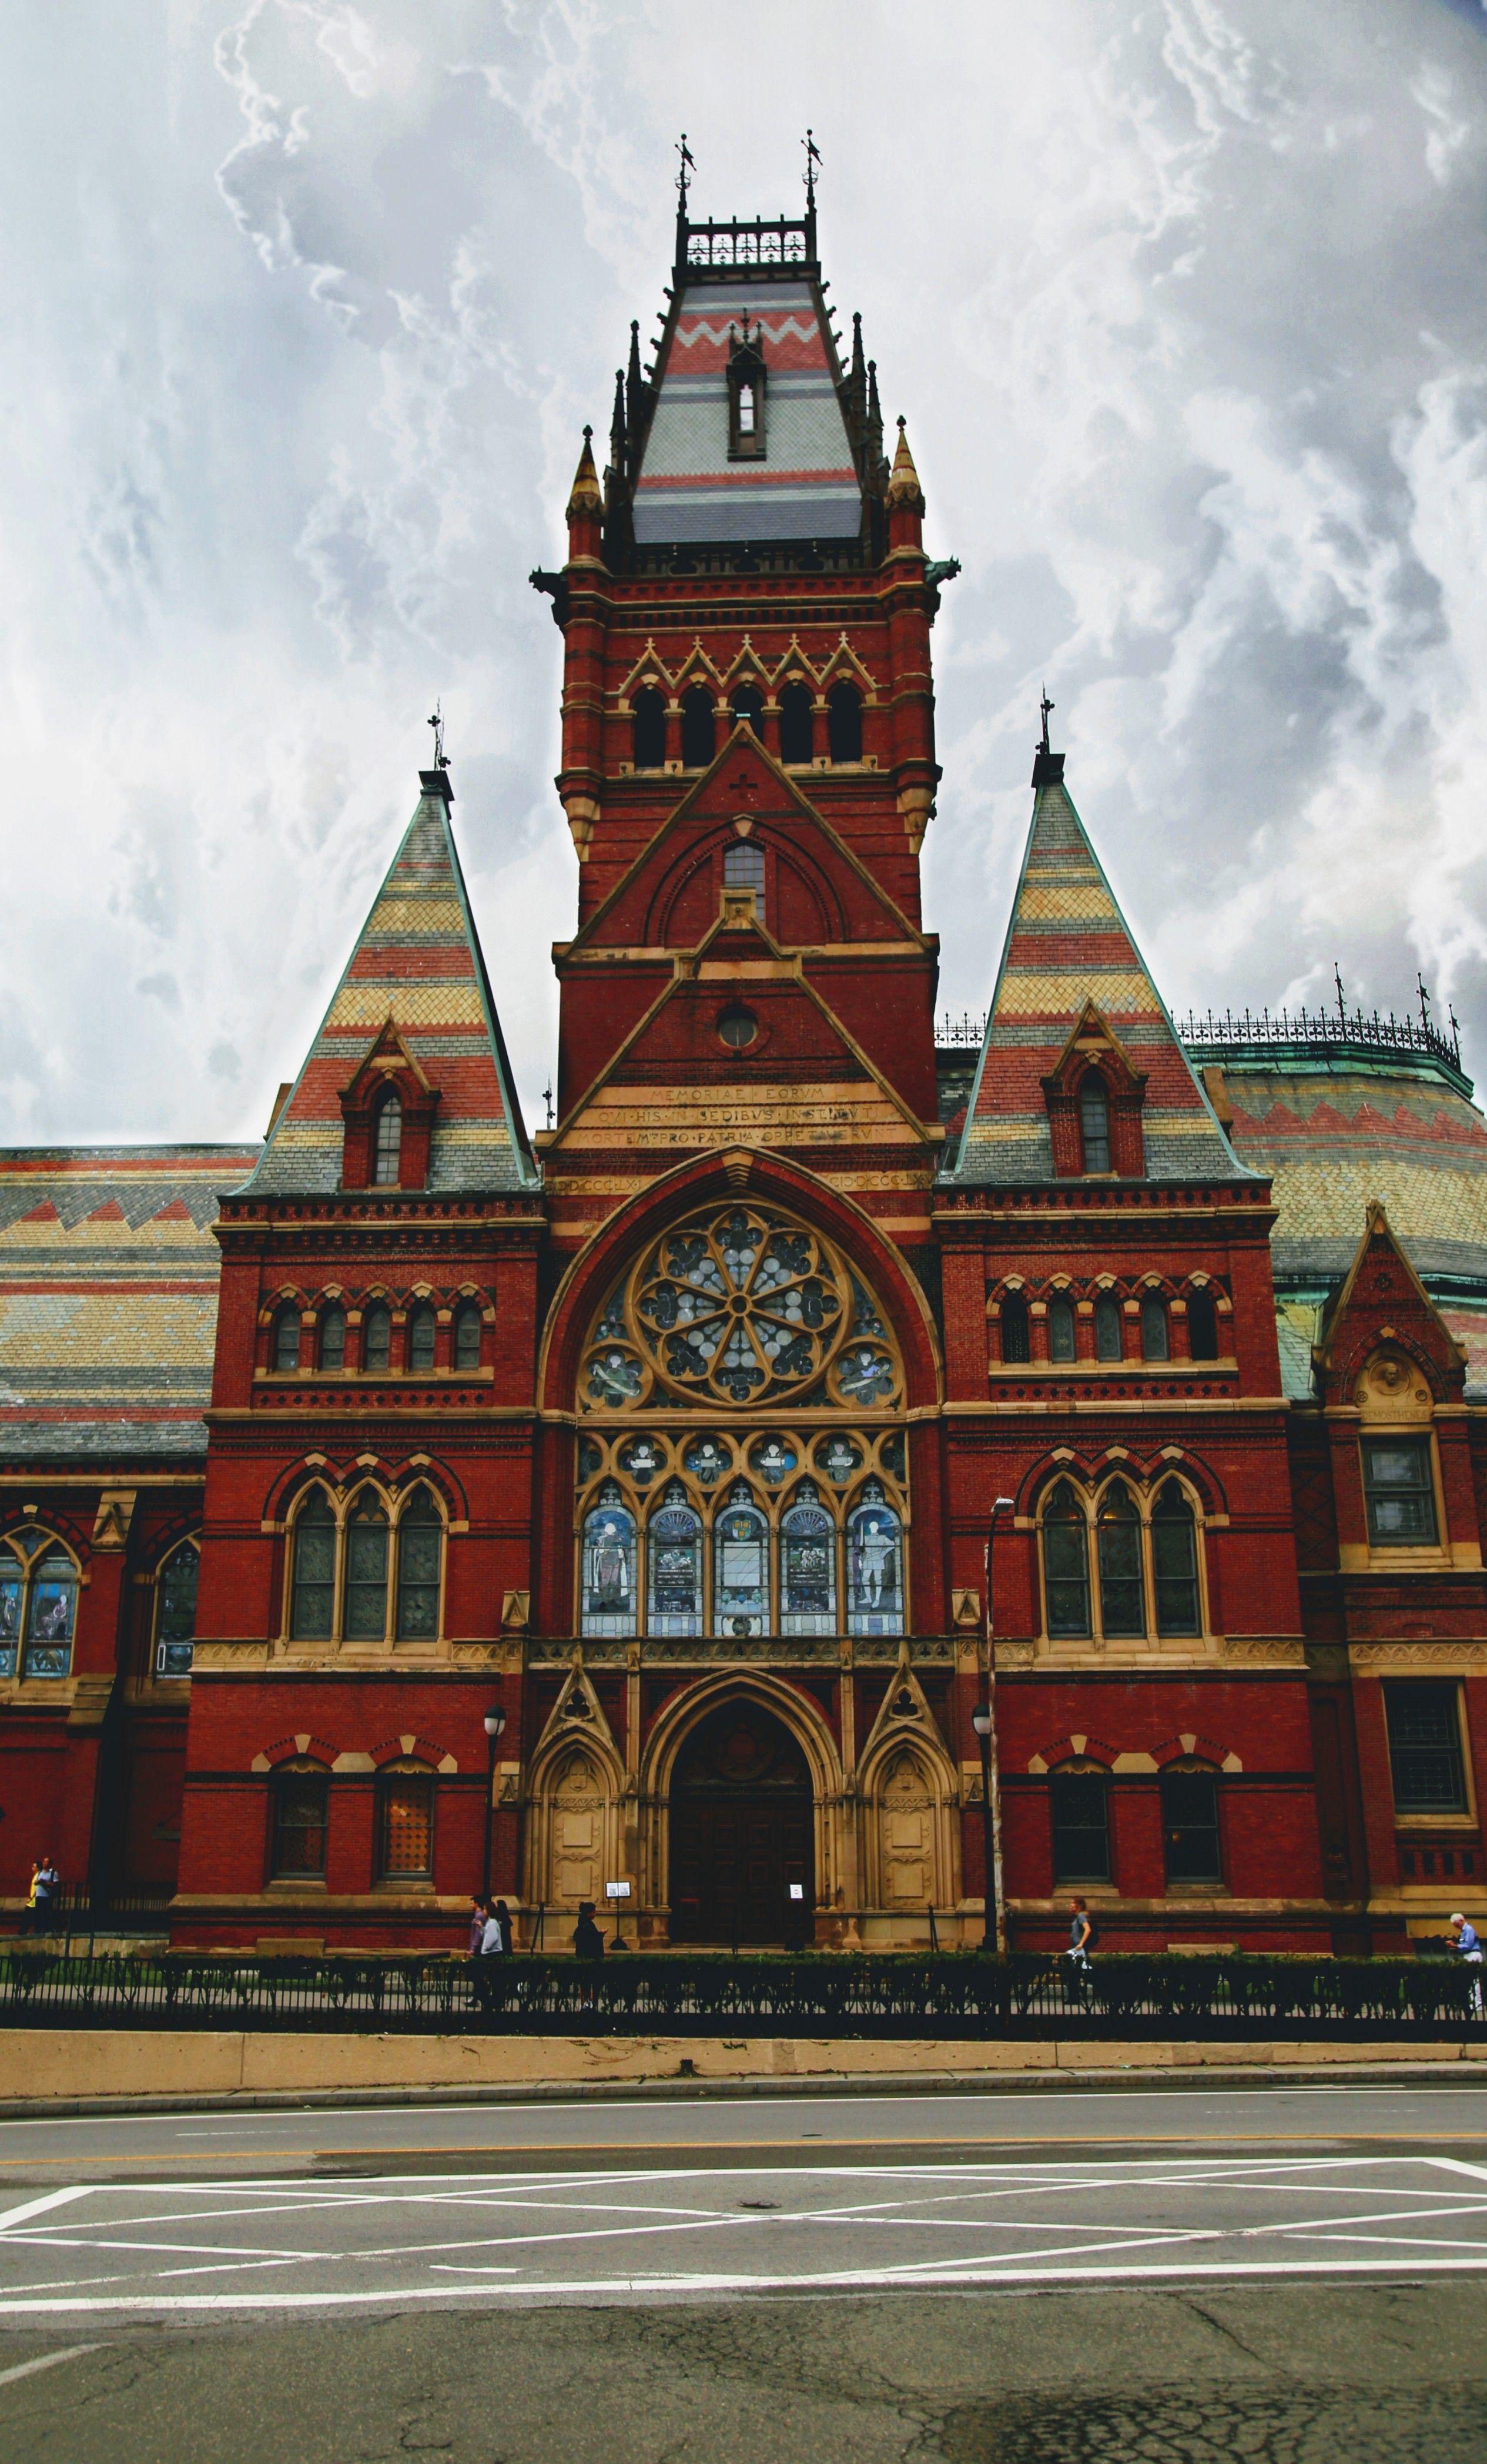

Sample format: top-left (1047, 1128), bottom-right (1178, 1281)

top-left (396, 1488), bottom-right (442, 1641)
top-left (319, 1306), bottom-right (346, 1371)
top-left (378, 1767), bottom-right (434, 1879)
top-left (290, 1492), bottom-right (336, 1639)
top-left (648, 1484), bottom-right (702, 1636)
top-left (714, 1485), bottom-right (769, 1637)
top-left (1095, 1295), bottom-right (1122, 1360)
top-left (343, 1495), bottom-right (389, 1642)
top-left (273, 1307), bottom-right (301, 1371)
top-left (1141, 1297), bottom-right (1170, 1361)
top-left (454, 1303), bottom-right (483, 1369)
top-left (782, 1485), bottom-right (836, 1635)
top-left (24, 1553), bottom-right (76, 1678)
top-left (848, 1483), bottom-right (902, 1636)
top-left (1043, 1481), bottom-right (1091, 1639)
top-left (373, 1093), bottom-right (402, 1186)
top-left (1049, 1298), bottom-right (1076, 1362)
top-left (1097, 1487), bottom-right (1145, 1639)
top-left (582, 1485), bottom-right (637, 1638)
top-left (363, 1304), bottom-right (391, 1372)
top-left (407, 1304), bottom-right (436, 1373)
top-left (1153, 1484), bottom-right (1201, 1636)
top-left (0, 1548), bottom-right (22, 1679)
top-left (156, 1542), bottom-right (199, 1678)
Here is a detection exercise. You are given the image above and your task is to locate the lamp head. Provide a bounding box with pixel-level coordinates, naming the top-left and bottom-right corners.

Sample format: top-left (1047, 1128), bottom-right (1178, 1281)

top-left (483, 1705), bottom-right (507, 1740)
top-left (971, 1703), bottom-right (992, 1739)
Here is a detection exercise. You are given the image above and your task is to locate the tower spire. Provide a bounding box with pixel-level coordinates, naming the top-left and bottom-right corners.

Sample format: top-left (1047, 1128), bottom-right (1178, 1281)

top-left (608, 368), bottom-right (627, 483)
top-left (626, 317), bottom-right (645, 444)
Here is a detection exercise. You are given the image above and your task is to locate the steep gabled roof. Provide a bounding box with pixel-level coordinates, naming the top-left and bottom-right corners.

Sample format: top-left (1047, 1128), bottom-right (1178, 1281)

top-left (242, 772), bottom-right (537, 1196)
top-left (951, 768), bottom-right (1252, 1187)
top-left (631, 259), bottom-right (862, 547)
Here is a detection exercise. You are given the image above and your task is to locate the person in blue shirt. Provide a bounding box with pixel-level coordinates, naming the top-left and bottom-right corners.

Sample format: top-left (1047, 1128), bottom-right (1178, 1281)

top-left (1450, 1913), bottom-right (1483, 2014)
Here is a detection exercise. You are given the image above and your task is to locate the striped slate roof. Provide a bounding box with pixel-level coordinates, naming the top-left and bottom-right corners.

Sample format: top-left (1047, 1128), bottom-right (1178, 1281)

top-left (243, 774), bottom-right (537, 1197)
top-left (950, 774), bottom-right (1252, 1187)
top-left (632, 277), bottom-right (862, 545)
top-left (0, 1146), bottom-right (257, 1459)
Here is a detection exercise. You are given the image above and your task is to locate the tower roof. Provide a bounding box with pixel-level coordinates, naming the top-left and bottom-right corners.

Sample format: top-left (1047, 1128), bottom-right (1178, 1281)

top-left (628, 212), bottom-right (866, 547)
top-left (950, 766), bottom-right (1252, 1187)
top-left (242, 772), bottom-right (537, 1197)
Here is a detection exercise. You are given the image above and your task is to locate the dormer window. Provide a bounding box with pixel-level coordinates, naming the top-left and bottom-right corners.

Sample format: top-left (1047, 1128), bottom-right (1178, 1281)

top-left (373, 1092), bottom-right (402, 1186)
top-left (728, 324), bottom-right (767, 460)
top-left (1080, 1075), bottom-right (1111, 1174)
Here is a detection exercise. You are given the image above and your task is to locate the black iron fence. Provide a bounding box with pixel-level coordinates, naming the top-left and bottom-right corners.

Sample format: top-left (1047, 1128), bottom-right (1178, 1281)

top-left (1, 1950), bottom-right (1482, 2038)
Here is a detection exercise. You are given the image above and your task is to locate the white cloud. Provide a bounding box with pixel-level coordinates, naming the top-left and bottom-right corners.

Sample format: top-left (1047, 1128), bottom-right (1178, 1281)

top-left (2, 0), bottom-right (1487, 1146)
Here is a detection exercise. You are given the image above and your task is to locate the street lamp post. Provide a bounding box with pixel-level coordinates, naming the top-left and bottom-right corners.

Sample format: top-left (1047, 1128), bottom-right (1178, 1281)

top-left (973, 1497), bottom-right (1016, 1954)
top-left (481, 1705), bottom-right (506, 1904)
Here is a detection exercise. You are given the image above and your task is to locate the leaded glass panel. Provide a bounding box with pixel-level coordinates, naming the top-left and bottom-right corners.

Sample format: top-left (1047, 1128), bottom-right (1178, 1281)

top-left (714, 1485), bottom-right (769, 1637)
top-left (156, 1543), bottom-right (198, 1678)
top-left (847, 1482), bottom-right (902, 1635)
top-left (396, 1489), bottom-right (442, 1640)
top-left (343, 1497), bottom-right (389, 1642)
top-left (582, 1485), bottom-right (637, 1638)
top-left (290, 1494), bottom-right (336, 1639)
top-left (782, 1484), bottom-right (836, 1634)
top-left (647, 1483), bottom-right (702, 1636)
top-left (24, 1554), bottom-right (76, 1677)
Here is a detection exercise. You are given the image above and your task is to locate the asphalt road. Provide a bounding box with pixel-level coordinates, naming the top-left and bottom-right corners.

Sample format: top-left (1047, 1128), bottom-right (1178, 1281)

top-left (1, 2081), bottom-right (1486, 2459)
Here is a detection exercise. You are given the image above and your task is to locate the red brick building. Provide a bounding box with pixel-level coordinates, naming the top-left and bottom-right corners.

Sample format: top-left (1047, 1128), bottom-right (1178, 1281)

top-left (4, 193), bottom-right (1486, 1956)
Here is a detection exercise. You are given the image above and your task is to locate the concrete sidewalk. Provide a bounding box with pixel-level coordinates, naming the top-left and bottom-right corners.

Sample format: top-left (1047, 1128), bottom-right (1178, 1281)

top-left (1, 2026), bottom-right (1484, 2116)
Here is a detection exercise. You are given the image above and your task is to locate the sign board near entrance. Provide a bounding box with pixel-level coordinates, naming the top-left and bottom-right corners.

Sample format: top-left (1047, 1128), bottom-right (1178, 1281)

top-left (605, 1880), bottom-right (632, 1900)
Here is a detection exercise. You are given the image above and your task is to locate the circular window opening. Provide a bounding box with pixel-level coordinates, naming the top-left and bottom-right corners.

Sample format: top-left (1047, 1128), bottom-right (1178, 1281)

top-left (718, 1006), bottom-right (758, 1051)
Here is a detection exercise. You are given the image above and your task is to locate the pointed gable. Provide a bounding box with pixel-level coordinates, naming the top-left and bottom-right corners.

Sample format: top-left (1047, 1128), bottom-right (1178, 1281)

top-left (243, 771), bottom-right (536, 1196)
top-left (1317, 1198), bottom-right (1468, 1397)
top-left (952, 770), bottom-right (1251, 1187)
top-left (631, 262), bottom-right (861, 546)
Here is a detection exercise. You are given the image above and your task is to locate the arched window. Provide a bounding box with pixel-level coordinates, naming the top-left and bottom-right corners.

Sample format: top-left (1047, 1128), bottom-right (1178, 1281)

top-left (1097, 1485), bottom-right (1146, 1639)
top-left (395, 1487), bottom-right (443, 1641)
top-left (373, 1092), bottom-right (402, 1187)
top-left (407, 1303), bottom-right (436, 1374)
top-left (631, 686), bottom-right (667, 769)
top-left (1050, 1763), bottom-right (1111, 1883)
top-left (24, 1549), bottom-right (78, 1679)
top-left (0, 1545), bottom-right (22, 1678)
top-left (783, 1482), bottom-right (837, 1635)
top-left (377, 1762), bottom-right (435, 1882)
top-left (1152, 1481), bottom-right (1201, 1636)
top-left (156, 1540), bottom-right (199, 1679)
top-left (1161, 1762), bottom-right (1222, 1885)
top-left (681, 685), bottom-right (715, 769)
top-left (1188, 1290), bottom-right (1219, 1361)
top-left (1002, 1295), bottom-right (1030, 1364)
top-left (1141, 1296), bottom-right (1170, 1361)
top-left (453, 1301), bottom-right (483, 1370)
top-left (343, 1494), bottom-right (389, 1642)
top-left (1094, 1294), bottom-right (1123, 1361)
top-left (729, 681), bottom-right (764, 738)
top-left (778, 681), bottom-right (813, 764)
top-left (1080, 1075), bottom-right (1111, 1174)
top-left (318, 1305), bottom-right (346, 1371)
top-left (273, 1307), bottom-right (301, 1372)
top-left (714, 1483), bottom-right (769, 1638)
top-left (1049, 1297), bottom-right (1076, 1363)
top-left (848, 1481), bottom-right (902, 1635)
top-left (582, 1483), bottom-right (637, 1637)
top-left (826, 680), bottom-right (862, 764)
top-left (271, 1760), bottom-right (329, 1879)
top-left (723, 840), bottom-right (766, 909)
top-left (1042, 1481), bottom-right (1091, 1639)
top-left (290, 1491), bottom-right (336, 1640)
top-left (363, 1303), bottom-right (391, 1373)
top-left (648, 1482), bottom-right (702, 1636)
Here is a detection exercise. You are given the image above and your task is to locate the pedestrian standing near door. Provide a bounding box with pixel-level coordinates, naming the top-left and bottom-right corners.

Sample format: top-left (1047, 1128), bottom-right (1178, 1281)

top-left (573, 1900), bottom-right (605, 1959)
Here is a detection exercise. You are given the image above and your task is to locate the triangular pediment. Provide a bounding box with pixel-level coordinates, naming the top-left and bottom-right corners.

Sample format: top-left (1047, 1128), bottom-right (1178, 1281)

top-left (548, 893), bottom-right (935, 1164)
top-left (1317, 1198), bottom-right (1467, 1392)
top-left (567, 724), bottom-right (927, 960)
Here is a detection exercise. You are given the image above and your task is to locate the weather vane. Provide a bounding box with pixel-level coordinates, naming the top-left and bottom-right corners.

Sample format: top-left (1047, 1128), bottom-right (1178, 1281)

top-left (427, 699), bottom-right (447, 769)
top-left (1039, 686), bottom-right (1054, 755)
top-left (676, 133), bottom-right (695, 213)
top-left (803, 128), bottom-right (822, 212)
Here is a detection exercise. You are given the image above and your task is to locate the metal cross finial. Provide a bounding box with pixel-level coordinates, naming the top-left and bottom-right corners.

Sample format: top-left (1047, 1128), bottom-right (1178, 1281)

top-left (676, 133), bottom-right (695, 212)
top-left (427, 699), bottom-right (447, 769)
top-left (1418, 970), bottom-right (1432, 1029)
top-left (1334, 961), bottom-right (1347, 1023)
top-left (803, 128), bottom-right (822, 211)
top-left (542, 1082), bottom-right (554, 1130)
top-left (1039, 687), bottom-right (1054, 755)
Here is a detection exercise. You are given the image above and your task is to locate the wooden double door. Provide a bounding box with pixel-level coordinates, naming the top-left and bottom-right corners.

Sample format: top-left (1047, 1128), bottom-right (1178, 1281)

top-left (668, 1701), bottom-right (814, 1946)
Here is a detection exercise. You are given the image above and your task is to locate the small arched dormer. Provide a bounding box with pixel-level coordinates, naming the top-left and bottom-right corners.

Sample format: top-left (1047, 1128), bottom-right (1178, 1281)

top-left (1040, 1002), bottom-right (1147, 1180)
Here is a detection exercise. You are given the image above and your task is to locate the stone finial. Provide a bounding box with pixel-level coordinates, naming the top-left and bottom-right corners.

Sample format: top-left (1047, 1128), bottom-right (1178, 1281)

top-left (565, 426), bottom-right (603, 520)
top-left (886, 416), bottom-right (925, 512)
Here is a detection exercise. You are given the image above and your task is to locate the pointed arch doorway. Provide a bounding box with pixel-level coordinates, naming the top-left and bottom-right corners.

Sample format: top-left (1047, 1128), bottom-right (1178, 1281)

top-left (668, 1699), bottom-right (813, 1945)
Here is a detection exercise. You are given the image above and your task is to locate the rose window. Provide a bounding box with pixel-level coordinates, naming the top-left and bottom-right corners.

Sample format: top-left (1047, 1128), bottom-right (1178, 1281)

top-left (580, 1202), bottom-right (900, 1414)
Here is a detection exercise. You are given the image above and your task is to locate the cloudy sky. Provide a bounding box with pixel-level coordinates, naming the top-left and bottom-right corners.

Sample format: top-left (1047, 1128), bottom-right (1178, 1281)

top-left (4, 0), bottom-right (1487, 1147)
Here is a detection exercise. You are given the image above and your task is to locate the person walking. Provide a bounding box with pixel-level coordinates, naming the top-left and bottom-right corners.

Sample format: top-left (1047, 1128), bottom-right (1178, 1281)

top-left (1066, 1897), bottom-right (1094, 1968)
top-left (31, 1855), bottom-right (59, 1938)
top-left (467, 1896), bottom-right (488, 1957)
top-left (492, 1899), bottom-right (513, 1956)
top-left (1451, 1912), bottom-right (1483, 2015)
